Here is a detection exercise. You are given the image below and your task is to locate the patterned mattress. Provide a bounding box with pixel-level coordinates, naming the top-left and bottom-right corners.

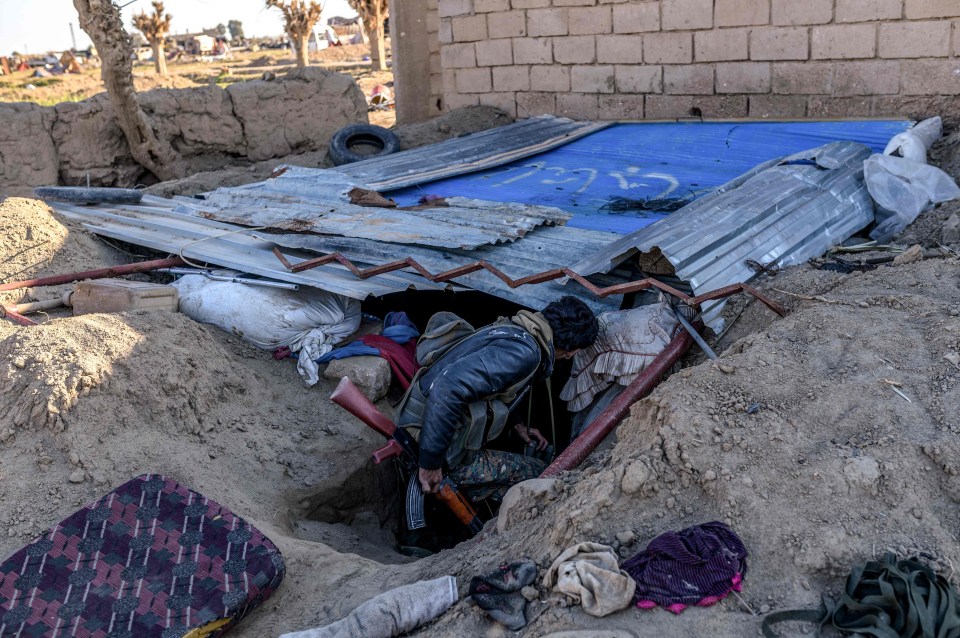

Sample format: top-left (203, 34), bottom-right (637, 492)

top-left (0, 474), bottom-right (285, 637)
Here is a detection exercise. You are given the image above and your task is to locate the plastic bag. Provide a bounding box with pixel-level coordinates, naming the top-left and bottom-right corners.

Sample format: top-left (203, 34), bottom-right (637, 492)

top-left (883, 116), bottom-right (942, 164)
top-left (172, 271), bottom-right (361, 385)
top-left (865, 153), bottom-right (960, 243)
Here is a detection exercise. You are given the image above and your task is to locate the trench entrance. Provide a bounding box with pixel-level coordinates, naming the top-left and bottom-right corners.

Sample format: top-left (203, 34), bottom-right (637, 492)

top-left (294, 290), bottom-right (579, 561)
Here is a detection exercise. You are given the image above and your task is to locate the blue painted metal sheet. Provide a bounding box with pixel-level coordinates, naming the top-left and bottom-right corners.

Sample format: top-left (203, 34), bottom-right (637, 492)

top-left (386, 120), bottom-right (912, 235)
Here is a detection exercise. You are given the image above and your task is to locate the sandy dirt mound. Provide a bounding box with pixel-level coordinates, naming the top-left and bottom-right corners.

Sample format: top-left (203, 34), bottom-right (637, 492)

top-left (0, 197), bottom-right (125, 305)
top-left (404, 256), bottom-right (960, 637)
top-left (0, 308), bottom-right (414, 635)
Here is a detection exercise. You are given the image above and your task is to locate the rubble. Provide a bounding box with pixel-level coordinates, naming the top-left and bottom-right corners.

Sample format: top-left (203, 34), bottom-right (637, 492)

top-left (324, 356), bottom-right (392, 402)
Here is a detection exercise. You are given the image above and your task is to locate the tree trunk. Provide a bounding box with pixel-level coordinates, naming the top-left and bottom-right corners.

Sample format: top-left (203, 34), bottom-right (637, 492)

top-left (151, 41), bottom-right (167, 75)
top-left (366, 16), bottom-right (386, 72)
top-left (293, 32), bottom-right (309, 68)
top-left (73, 0), bottom-right (182, 181)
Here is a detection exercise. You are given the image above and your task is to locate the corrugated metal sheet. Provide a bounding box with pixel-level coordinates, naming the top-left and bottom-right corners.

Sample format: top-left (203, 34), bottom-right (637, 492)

top-left (173, 167), bottom-right (571, 250)
top-left (333, 115), bottom-right (611, 191)
top-left (259, 226), bottom-right (624, 313)
top-left (571, 141), bottom-right (876, 301)
top-left (384, 120), bottom-right (912, 234)
top-left (52, 198), bottom-right (453, 300)
top-left (50, 196), bottom-right (622, 310)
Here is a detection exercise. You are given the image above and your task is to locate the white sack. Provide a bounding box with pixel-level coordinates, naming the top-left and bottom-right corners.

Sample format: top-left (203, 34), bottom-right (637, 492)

top-left (172, 271), bottom-right (361, 385)
top-left (883, 117), bottom-right (942, 164)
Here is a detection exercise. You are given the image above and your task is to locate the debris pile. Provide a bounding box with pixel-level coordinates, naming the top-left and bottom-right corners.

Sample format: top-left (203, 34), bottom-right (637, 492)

top-left (1, 117), bottom-right (960, 638)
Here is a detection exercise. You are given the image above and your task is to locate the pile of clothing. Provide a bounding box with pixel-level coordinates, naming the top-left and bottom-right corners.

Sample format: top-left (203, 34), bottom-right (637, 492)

top-left (317, 311), bottom-right (420, 388)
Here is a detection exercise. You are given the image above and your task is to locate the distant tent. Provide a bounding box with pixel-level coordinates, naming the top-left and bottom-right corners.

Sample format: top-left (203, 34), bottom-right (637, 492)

top-left (16, 59), bottom-right (29, 72)
top-left (0, 57), bottom-right (10, 76)
top-left (60, 51), bottom-right (83, 74)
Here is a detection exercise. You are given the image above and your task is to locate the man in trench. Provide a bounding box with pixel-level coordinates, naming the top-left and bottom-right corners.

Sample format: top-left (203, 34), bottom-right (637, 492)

top-left (395, 296), bottom-right (599, 507)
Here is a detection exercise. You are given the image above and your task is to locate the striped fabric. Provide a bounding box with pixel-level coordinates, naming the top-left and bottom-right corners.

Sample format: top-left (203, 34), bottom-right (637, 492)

top-left (0, 474), bottom-right (284, 637)
top-left (621, 521), bottom-right (748, 614)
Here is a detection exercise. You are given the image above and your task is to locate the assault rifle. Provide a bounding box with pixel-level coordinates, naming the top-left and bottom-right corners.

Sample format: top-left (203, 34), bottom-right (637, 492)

top-left (330, 377), bottom-right (483, 536)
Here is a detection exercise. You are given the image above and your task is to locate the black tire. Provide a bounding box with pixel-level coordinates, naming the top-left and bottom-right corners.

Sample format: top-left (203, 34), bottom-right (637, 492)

top-left (328, 124), bottom-right (400, 166)
top-left (33, 186), bottom-right (143, 205)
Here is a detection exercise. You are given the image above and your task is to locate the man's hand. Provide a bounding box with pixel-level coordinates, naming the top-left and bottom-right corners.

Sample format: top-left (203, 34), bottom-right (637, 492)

top-left (514, 423), bottom-right (549, 451)
top-left (419, 467), bottom-right (443, 494)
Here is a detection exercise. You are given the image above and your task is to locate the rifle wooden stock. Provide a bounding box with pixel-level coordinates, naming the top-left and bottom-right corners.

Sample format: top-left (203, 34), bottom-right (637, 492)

top-left (330, 377), bottom-right (397, 439)
top-left (437, 480), bottom-right (483, 535)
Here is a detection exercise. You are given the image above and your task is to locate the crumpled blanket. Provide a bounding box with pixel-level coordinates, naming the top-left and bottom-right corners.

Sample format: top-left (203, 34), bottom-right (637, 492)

top-left (543, 542), bottom-right (636, 617)
top-left (278, 576), bottom-right (458, 638)
top-left (621, 521), bottom-right (748, 614)
top-left (468, 560), bottom-right (538, 630)
top-left (317, 312), bottom-right (420, 387)
top-left (561, 303), bottom-right (679, 413)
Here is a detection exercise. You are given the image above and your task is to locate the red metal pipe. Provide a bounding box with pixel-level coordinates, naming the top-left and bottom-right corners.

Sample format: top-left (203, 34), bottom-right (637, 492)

top-left (541, 326), bottom-right (695, 477)
top-left (0, 307), bottom-right (38, 326)
top-left (0, 257), bottom-right (186, 292)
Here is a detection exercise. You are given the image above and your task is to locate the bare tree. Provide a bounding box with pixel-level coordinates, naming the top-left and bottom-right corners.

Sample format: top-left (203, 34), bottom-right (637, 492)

top-left (348, 0), bottom-right (388, 72)
top-left (132, 0), bottom-right (172, 75)
top-left (266, 0), bottom-right (324, 68)
top-left (74, 0), bottom-right (183, 181)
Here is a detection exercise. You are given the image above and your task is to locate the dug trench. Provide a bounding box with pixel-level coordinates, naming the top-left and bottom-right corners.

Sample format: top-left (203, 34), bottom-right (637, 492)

top-left (3, 190), bottom-right (960, 636)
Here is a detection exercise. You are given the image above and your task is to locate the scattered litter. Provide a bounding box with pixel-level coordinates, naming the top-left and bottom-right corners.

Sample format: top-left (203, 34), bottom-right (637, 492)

top-left (600, 195), bottom-right (695, 213)
top-left (875, 375), bottom-right (912, 403)
top-left (815, 259), bottom-right (877, 274)
top-left (745, 259), bottom-right (781, 276)
top-left (746, 403), bottom-right (762, 415)
top-left (865, 154), bottom-right (960, 243)
top-left (892, 244), bottom-right (924, 266)
top-left (469, 561), bottom-right (538, 630)
top-left (543, 543), bottom-right (635, 618)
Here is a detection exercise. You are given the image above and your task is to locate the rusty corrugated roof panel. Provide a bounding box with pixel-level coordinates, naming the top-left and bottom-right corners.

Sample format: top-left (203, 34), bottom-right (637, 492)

top-left (172, 167), bottom-right (572, 250)
top-left (53, 197), bottom-right (454, 300)
top-left (259, 225), bottom-right (624, 313)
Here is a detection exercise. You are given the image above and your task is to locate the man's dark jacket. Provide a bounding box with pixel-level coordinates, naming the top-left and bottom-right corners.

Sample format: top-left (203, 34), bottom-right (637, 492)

top-left (409, 323), bottom-right (554, 471)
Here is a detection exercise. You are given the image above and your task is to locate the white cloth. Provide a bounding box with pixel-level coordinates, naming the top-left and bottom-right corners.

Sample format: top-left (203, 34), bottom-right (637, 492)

top-left (172, 271), bottom-right (361, 385)
top-left (561, 303), bottom-right (678, 413)
top-left (544, 543), bottom-right (636, 617)
top-left (279, 576), bottom-right (459, 638)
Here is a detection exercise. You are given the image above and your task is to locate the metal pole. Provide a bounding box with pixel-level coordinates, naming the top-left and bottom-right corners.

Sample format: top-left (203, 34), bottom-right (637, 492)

top-left (673, 306), bottom-right (718, 360)
top-left (541, 324), bottom-right (698, 477)
top-left (0, 257), bottom-right (186, 291)
top-left (69, 23), bottom-right (78, 51)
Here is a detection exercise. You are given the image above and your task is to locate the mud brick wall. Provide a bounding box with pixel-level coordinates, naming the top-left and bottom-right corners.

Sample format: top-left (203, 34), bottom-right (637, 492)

top-left (0, 68), bottom-right (367, 195)
top-left (435, 0), bottom-right (960, 122)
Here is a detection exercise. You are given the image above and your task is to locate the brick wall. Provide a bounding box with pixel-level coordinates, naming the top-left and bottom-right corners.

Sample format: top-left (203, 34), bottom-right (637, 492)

top-left (434, 0), bottom-right (960, 121)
